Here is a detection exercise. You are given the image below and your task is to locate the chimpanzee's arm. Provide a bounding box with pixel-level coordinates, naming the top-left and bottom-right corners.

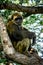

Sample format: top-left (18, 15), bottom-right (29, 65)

top-left (28, 31), bottom-right (36, 45)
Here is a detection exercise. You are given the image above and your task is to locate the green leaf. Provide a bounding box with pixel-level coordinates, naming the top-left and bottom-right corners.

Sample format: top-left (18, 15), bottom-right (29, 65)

top-left (41, 29), bottom-right (43, 32)
top-left (40, 21), bottom-right (43, 25)
top-left (0, 59), bottom-right (7, 63)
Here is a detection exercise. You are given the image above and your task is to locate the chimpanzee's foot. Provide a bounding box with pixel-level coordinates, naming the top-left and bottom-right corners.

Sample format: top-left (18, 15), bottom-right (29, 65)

top-left (30, 48), bottom-right (33, 54)
top-left (30, 48), bottom-right (37, 54)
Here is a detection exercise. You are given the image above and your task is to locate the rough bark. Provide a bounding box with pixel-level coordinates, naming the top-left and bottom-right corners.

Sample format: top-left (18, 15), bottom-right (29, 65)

top-left (0, 17), bottom-right (43, 65)
top-left (0, 3), bottom-right (43, 14)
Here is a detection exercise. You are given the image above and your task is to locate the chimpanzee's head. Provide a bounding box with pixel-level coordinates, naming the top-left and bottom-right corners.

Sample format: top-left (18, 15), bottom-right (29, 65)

top-left (11, 13), bottom-right (23, 26)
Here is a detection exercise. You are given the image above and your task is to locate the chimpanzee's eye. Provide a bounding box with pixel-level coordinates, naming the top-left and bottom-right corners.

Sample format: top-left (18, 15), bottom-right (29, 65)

top-left (15, 17), bottom-right (22, 21)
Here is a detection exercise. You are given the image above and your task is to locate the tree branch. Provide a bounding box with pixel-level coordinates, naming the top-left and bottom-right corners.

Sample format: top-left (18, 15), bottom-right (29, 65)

top-left (0, 3), bottom-right (43, 14)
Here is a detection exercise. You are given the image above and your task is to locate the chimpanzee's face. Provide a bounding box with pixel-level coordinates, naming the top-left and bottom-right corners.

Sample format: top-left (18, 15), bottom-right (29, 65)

top-left (13, 16), bottom-right (22, 26)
